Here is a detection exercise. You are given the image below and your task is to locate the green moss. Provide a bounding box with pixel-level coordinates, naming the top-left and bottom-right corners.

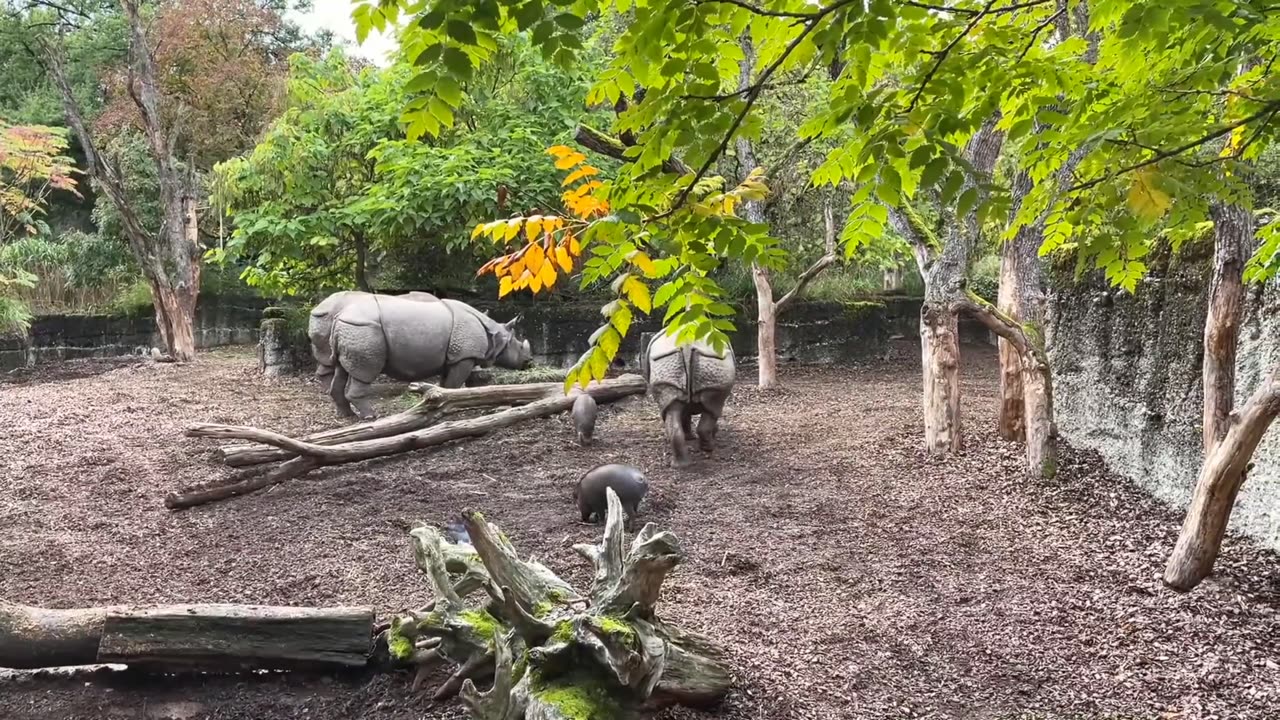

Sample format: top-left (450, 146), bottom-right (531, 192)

top-left (1041, 456), bottom-right (1058, 479)
top-left (590, 615), bottom-right (635, 641)
top-left (551, 619), bottom-right (574, 644)
top-left (533, 600), bottom-right (554, 618)
top-left (530, 673), bottom-right (625, 720)
top-left (459, 609), bottom-right (501, 641)
top-left (386, 625), bottom-right (415, 662)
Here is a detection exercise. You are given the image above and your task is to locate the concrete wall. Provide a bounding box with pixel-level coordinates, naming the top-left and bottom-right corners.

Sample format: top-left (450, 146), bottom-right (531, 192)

top-left (1046, 246), bottom-right (1280, 552)
top-left (0, 296), bottom-right (268, 370)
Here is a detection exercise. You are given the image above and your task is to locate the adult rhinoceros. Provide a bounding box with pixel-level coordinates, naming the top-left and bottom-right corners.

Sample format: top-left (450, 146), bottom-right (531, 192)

top-left (327, 296), bottom-right (533, 419)
top-left (641, 332), bottom-right (736, 468)
top-left (308, 290), bottom-right (439, 384)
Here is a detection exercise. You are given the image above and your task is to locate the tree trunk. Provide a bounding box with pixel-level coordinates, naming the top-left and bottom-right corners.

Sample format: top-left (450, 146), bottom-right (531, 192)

top-left (996, 250), bottom-right (1025, 441)
top-left (920, 301), bottom-right (961, 454)
top-left (1202, 201), bottom-right (1251, 452)
top-left (753, 267), bottom-right (779, 389)
top-left (0, 601), bottom-right (373, 671)
top-left (1164, 365), bottom-right (1280, 591)
top-left (354, 234), bottom-right (371, 292)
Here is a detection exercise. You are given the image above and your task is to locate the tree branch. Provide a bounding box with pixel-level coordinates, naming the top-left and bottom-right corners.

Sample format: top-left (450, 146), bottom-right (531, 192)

top-left (775, 253), bottom-right (837, 313)
top-left (909, 0), bottom-right (1001, 112)
top-left (1068, 97), bottom-right (1280, 193)
top-left (574, 124), bottom-right (692, 176)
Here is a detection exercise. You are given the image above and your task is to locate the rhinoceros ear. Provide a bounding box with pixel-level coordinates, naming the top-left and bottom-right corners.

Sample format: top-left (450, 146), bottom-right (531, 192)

top-left (505, 314), bottom-right (522, 329)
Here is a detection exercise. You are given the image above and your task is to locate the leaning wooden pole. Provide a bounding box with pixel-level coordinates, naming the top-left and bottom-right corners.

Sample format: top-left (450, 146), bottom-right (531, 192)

top-left (0, 601), bottom-right (374, 671)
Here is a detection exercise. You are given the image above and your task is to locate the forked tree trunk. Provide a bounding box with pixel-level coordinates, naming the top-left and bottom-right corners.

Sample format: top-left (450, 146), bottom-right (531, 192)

top-left (921, 301), bottom-right (962, 454)
top-left (44, 0), bottom-right (203, 362)
top-left (1165, 365), bottom-right (1280, 591)
top-left (1202, 201), bottom-right (1251, 452)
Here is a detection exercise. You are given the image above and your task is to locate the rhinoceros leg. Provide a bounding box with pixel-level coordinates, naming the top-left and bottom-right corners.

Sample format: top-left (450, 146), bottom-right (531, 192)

top-left (695, 391), bottom-right (729, 453)
top-left (345, 375), bottom-right (379, 420)
top-left (680, 411), bottom-right (695, 442)
top-left (440, 359), bottom-right (476, 389)
top-left (663, 403), bottom-right (692, 469)
top-left (328, 364), bottom-right (356, 419)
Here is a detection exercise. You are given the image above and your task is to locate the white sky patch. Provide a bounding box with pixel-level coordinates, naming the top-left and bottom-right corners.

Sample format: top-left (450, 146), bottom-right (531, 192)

top-left (288, 0), bottom-right (400, 66)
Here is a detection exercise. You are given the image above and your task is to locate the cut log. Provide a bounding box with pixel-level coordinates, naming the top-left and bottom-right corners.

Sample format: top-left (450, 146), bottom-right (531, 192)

top-left (169, 375), bottom-right (648, 509)
top-left (1, 601), bottom-right (374, 672)
top-left (219, 379), bottom-right (594, 468)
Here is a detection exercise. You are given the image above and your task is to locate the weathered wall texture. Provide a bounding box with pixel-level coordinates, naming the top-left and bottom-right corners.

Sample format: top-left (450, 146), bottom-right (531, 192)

top-left (1047, 247), bottom-right (1280, 551)
top-left (0, 297), bottom-right (268, 370)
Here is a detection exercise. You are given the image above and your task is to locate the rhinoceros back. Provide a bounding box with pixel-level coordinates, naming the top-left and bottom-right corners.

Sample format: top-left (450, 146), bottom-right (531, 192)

top-left (333, 295), bottom-right (453, 381)
top-left (312, 291), bottom-right (439, 367)
top-left (644, 333), bottom-right (735, 410)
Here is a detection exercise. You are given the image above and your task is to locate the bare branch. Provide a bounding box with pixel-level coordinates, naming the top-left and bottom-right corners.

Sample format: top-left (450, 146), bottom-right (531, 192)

top-left (776, 254), bottom-right (837, 313)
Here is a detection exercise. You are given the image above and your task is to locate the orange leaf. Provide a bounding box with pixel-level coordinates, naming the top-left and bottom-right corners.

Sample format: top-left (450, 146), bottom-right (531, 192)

top-left (538, 258), bottom-right (557, 288)
top-left (547, 145), bottom-right (575, 158)
top-left (529, 267), bottom-right (544, 293)
top-left (526, 240), bottom-right (546, 275)
top-left (508, 258), bottom-right (526, 279)
top-left (554, 151), bottom-right (588, 170)
top-left (561, 165), bottom-right (600, 186)
top-left (568, 233), bottom-right (581, 255)
top-left (555, 245), bottom-right (574, 273)
top-left (516, 269), bottom-right (533, 289)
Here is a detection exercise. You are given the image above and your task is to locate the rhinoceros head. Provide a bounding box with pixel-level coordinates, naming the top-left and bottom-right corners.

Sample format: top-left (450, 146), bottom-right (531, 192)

top-left (493, 314), bottom-right (534, 369)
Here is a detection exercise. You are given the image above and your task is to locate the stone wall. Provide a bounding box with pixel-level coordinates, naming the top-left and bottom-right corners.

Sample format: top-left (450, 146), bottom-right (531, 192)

top-left (1046, 246), bottom-right (1280, 552)
top-left (0, 296), bottom-right (268, 370)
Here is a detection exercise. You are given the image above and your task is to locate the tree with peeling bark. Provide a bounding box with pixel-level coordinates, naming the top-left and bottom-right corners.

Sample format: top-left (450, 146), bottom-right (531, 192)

top-left (384, 489), bottom-right (731, 718)
top-left (32, 0), bottom-right (203, 360)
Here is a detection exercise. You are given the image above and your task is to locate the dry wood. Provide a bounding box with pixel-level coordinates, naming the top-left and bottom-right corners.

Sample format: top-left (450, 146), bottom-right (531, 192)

top-left (1165, 365), bottom-right (1280, 591)
top-left (1, 601), bottom-right (373, 672)
top-left (1202, 201), bottom-right (1251, 452)
top-left (168, 375), bottom-right (647, 509)
top-left (218, 379), bottom-right (587, 467)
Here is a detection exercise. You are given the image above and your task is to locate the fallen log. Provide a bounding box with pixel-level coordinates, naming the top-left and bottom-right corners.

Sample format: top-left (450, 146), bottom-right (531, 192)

top-left (1, 601), bottom-right (374, 671)
top-left (168, 374), bottom-right (648, 510)
top-left (218, 379), bottom-right (578, 468)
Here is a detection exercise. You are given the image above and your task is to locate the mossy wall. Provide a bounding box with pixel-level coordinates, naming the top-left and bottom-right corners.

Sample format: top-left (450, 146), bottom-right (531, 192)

top-left (1046, 244), bottom-right (1280, 552)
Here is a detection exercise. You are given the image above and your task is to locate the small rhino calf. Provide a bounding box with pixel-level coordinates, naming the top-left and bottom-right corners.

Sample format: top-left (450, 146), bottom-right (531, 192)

top-left (571, 393), bottom-right (597, 445)
top-left (574, 463), bottom-right (647, 523)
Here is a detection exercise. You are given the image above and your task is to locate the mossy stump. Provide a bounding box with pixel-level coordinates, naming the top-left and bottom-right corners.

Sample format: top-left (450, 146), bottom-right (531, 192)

top-left (384, 490), bottom-right (732, 719)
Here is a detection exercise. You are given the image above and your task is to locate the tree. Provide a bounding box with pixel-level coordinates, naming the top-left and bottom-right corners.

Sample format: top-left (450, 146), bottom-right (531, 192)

top-left (213, 37), bottom-right (594, 298)
top-left (0, 122), bottom-right (80, 243)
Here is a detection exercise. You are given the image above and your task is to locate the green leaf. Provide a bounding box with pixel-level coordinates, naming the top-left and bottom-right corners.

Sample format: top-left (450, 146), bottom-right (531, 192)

top-left (436, 76), bottom-right (463, 108)
top-left (554, 12), bottom-right (585, 29)
top-left (446, 19), bottom-right (478, 45)
top-left (442, 47), bottom-right (473, 79)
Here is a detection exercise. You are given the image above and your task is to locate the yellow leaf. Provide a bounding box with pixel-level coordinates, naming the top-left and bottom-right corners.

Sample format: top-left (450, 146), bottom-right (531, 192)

top-left (516, 269), bottom-right (533, 289)
top-left (561, 165), bottom-right (600, 186)
top-left (629, 250), bottom-right (657, 277)
top-left (1127, 168), bottom-right (1172, 222)
top-left (508, 258), bottom-right (526, 279)
top-left (471, 223), bottom-right (486, 239)
top-left (538, 258), bottom-right (557, 288)
top-left (498, 275), bottom-right (514, 298)
top-left (503, 218), bottom-right (522, 241)
top-left (526, 240), bottom-right (546, 274)
top-left (546, 145), bottom-right (574, 158)
top-left (555, 245), bottom-right (573, 273)
top-left (529, 267), bottom-right (544, 293)
top-left (545, 216), bottom-right (563, 231)
top-left (622, 276), bottom-right (652, 314)
top-left (554, 151), bottom-right (588, 170)
top-left (526, 216), bottom-right (543, 239)
top-left (485, 221), bottom-right (505, 240)
top-left (568, 234), bottom-right (581, 255)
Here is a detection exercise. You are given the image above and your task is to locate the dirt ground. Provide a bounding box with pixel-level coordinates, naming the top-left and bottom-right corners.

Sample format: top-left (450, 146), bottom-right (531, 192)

top-left (2, 344), bottom-right (1279, 720)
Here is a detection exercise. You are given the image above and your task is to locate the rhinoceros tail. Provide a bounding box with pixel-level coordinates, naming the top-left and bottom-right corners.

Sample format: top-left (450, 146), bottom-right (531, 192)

top-left (684, 344), bottom-right (696, 401)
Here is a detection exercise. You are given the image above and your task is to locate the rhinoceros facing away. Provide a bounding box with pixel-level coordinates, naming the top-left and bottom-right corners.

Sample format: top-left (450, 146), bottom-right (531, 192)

top-left (326, 295), bottom-right (532, 419)
top-left (641, 332), bottom-right (736, 468)
top-left (308, 290), bottom-right (439, 382)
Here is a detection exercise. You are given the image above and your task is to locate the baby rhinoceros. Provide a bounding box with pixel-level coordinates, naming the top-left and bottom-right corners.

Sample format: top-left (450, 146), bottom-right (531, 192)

top-left (571, 392), bottom-right (597, 445)
top-left (574, 463), bottom-right (647, 523)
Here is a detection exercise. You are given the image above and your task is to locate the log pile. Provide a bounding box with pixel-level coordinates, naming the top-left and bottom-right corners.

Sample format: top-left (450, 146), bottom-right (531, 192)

top-left (168, 374), bottom-right (649, 509)
top-left (385, 489), bottom-right (733, 719)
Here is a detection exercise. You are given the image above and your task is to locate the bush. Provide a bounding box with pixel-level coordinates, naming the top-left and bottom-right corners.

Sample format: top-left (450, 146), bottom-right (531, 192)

top-left (969, 254), bottom-right (1000, 303)
top-left (0, 231), bottom-right (138, 313)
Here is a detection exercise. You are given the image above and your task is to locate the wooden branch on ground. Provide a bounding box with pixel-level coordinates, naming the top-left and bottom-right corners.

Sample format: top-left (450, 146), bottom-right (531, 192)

top-left (218, 379), bottom-right (587, 468)
top-left (0, 601), bottom-right (373, 671)
top-left (168, 375), bottom-right (649, 510)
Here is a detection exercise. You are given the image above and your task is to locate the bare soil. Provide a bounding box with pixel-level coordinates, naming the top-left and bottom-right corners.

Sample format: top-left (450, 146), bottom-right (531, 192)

top-left (2, 344), bottom-right (1279, 720)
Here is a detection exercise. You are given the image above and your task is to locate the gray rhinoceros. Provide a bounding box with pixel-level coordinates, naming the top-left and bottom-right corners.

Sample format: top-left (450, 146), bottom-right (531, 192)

top-left (327, 296), bottom-right (532, 419)
top-left (641, 332), bottom-right (736, 468)
top-left (308, 290), bottom-right (439, 383)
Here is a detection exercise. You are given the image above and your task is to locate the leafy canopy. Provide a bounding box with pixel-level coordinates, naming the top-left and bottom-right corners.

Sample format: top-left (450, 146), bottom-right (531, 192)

top-left (353, 0), bottom-right (1280, 385)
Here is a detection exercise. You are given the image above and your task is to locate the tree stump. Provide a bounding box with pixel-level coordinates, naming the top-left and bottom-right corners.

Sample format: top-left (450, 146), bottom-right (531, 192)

top-left (384, 491), bottom-right (732, 718)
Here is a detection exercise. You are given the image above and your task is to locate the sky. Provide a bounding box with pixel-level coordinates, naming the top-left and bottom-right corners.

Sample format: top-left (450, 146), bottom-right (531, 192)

top-left (287, 0), bottom-right (400, 66)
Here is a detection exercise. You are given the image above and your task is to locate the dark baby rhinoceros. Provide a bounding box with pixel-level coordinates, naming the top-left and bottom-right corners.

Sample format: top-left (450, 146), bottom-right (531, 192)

top-left (641, 332), bottom-right (736, 468)
top-left (325, 296), bottom-right (533, 419)
top-left (570, 392), bottom-right (597, 445)
top-left (574, 463), bottom-right (647, 523)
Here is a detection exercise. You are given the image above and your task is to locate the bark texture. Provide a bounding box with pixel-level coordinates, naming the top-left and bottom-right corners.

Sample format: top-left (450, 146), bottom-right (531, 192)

top-left (0, 601), bottom-right (373, 671)
top-left (1202, 202), bottom-right (1252, 452)
top-left (1165, 366), bottom-right (1280, 591)
top-left (387, 491), bottom-right (731, 717)
top-left (43, 0), bottom-right (203, 361)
